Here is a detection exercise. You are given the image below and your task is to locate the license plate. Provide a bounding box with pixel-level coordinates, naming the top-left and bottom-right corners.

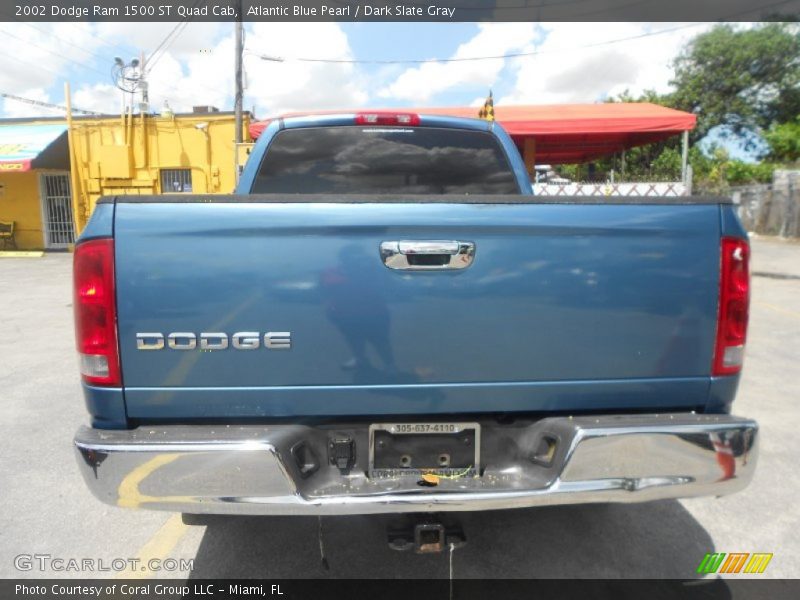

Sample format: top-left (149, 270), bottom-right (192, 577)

top-left (368, 422), bottom-right (481, 478)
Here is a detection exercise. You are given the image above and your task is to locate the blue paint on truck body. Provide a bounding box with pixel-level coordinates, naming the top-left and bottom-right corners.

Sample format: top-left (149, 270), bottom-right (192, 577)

top-left (78, 114), bottom-right (743, 427)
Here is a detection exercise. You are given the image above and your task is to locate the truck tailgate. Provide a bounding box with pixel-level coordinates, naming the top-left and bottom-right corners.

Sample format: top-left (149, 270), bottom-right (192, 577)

top-left (113, 199), bottom-right (721, 418)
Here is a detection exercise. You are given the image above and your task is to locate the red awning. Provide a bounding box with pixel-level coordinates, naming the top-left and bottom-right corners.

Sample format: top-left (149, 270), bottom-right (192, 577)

top-left (248, 103), bottom-right (696, 164)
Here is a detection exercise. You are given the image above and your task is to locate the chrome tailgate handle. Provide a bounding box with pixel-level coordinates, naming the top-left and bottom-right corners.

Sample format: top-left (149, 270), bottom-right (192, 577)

top-left (380, 240), bottom-right (475, 271)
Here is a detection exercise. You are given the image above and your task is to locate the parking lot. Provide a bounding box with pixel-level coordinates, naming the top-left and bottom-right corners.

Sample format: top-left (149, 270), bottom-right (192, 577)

top-left (0, 237), bottom-right (798, 579)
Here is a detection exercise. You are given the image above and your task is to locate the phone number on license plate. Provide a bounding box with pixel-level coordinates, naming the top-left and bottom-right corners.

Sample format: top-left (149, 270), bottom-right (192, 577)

top-left (391, 423), bottom-right (465, 434)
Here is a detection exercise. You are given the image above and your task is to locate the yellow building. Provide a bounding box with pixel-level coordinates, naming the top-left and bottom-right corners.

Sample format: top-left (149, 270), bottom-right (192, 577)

top-left (0, 109), bottom-right (251, 250)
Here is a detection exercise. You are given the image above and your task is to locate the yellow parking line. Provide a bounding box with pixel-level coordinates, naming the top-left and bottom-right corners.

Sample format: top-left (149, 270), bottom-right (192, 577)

top-left (115, 513), bottom-right (189, 579)
top-left (114, 454), bottom-right (193, 579)
top-left (117, 454), bottom-right (196, 509)
top-left (756, 301), bottom-right (800, 320)
top-left (0, 251), bottom-right (44, 258)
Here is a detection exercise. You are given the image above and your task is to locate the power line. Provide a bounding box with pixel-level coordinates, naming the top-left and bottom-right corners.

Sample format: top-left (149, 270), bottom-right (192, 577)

top-left (250, 22), bottom-right (707, 65)
top-left (0, 19), bottom-right (227, 115)
top-left (1, 92), bottom-right (100, 116)
top-left (7, 19), bottom-right (115, 65)
top-left (2, 5), bottom-right (142, 57)
top-left (0, 29), bottom-right (110, 79)
top-left (248, 0), bottom-right (798, 66)
top-left (67, 23), bottom-right (140, 57)
top-left (103, 1), bottom-right (219, 112)
top-left (4, 51), bottom-right (68, 80)
top-left (0, 40), bottom-right (216, 117)
top-left (146, 22), bottom-right (190, 73)
top-left (136, 1), bottom-right (220, 109)
top-left (145, 0), bottom-right (207, 72)
top-left (0, 15), bottom-right (169, 96)
top-left (0, 23), bottom-right (207, 105)
top-left (0, 11), bottom-right (140, 60)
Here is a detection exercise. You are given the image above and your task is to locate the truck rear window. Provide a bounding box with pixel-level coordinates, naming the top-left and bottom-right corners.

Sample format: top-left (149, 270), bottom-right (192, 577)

top-left (251, 126), bottom-right (520, 194)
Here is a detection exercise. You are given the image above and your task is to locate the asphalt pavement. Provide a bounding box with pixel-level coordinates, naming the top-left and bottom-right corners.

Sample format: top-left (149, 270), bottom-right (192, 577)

top-left (0, 236), bottom-right (797, 579)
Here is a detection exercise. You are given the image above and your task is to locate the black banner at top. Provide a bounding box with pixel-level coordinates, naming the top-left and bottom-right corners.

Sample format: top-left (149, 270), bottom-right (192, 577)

top-left (3, 0), bottom-right (800, 22)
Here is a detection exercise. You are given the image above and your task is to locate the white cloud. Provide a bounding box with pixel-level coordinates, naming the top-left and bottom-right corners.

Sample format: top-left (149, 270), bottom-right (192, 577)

top-left (94, 21), bottom-right (225, 60)
top-left (84, 22), bottom-right (367, 118)
top-left (103, 21), bottom-right (235, 114)
top-left (145, 37), bottom-right (234, 113)
top-left (0, 22), bottom-right (104, 99)
top-left (500, 22), bottom-right (715, 105)
top-left (243, 22), bottom-right (368, 116)
top-left (378, 23), bottom-right (539, 103)
top-left (0, 21), bottom-right (366, 119)
top-left (72, 83), bottom-right (121, 114)
top-left (0, 21), bottom-right (138, 117)
top-left (68, 41), bottom-right (234, 117)
top-left (0, 21), bottom-right (726, 122)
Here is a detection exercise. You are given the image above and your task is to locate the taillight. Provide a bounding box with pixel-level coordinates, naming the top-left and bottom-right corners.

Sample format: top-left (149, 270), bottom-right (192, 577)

top-left (73, 238), bottom-right (120, 386)
top-left (712, 237), bottom-right (750, 376)
top-left (355, 112), bottom-right (420, 126)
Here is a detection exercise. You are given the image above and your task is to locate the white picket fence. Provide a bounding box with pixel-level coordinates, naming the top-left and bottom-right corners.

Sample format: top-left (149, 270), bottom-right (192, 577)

top-left (533, 181), bottom-right (688, 197)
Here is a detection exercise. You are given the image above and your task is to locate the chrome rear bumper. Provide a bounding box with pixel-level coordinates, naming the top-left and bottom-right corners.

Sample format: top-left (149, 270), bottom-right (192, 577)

top-left (74, 414), bottom-right (758, 515)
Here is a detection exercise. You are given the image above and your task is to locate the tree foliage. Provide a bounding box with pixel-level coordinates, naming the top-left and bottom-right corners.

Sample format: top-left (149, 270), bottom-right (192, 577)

top-left (670, 23), bottom-right (800, 148)
top-left (556, 24), bottom-right (800, 191)
top-left (764, 118), bottom-right (800, 162)
top-left (689, 147), bottom-right (776, 193)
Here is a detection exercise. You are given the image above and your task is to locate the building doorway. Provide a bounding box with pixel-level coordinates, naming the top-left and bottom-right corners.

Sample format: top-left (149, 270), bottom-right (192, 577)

top-left (39, 172), bottom-right (75, 249)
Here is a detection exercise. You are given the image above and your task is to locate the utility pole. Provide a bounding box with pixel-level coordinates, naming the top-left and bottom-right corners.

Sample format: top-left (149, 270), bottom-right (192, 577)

top-left (139, 51), bottom-right (149, 114)
top-left (234, 1), bottom-right (243, 145)
top-left (64, 82), bottom-right (86, 235)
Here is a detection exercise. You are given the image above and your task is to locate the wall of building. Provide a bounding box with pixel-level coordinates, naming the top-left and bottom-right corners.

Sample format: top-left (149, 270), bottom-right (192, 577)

top-left (1, 112), bottom-right (250, 248)
top-left (0, 170), bottom-right (45, 249)
top-left (70, 112), bottom-right (249, 231)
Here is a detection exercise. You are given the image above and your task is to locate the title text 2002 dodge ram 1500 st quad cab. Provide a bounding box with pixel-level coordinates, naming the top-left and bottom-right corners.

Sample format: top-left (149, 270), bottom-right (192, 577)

top-left (73, 112), bottom-right (757, 528)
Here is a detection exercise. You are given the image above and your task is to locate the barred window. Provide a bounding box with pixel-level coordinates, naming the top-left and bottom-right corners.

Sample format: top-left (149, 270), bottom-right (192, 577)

top-left (160, 169), bottom-right (193, 193)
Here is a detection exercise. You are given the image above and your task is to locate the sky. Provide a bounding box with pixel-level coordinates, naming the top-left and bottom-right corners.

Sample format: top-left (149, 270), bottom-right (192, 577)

top-left (1, 20), bottom-right (751, 157)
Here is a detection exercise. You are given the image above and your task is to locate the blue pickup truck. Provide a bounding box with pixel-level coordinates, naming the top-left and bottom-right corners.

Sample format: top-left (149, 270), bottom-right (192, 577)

top-left (73, 112), bottom-right (757, 522)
